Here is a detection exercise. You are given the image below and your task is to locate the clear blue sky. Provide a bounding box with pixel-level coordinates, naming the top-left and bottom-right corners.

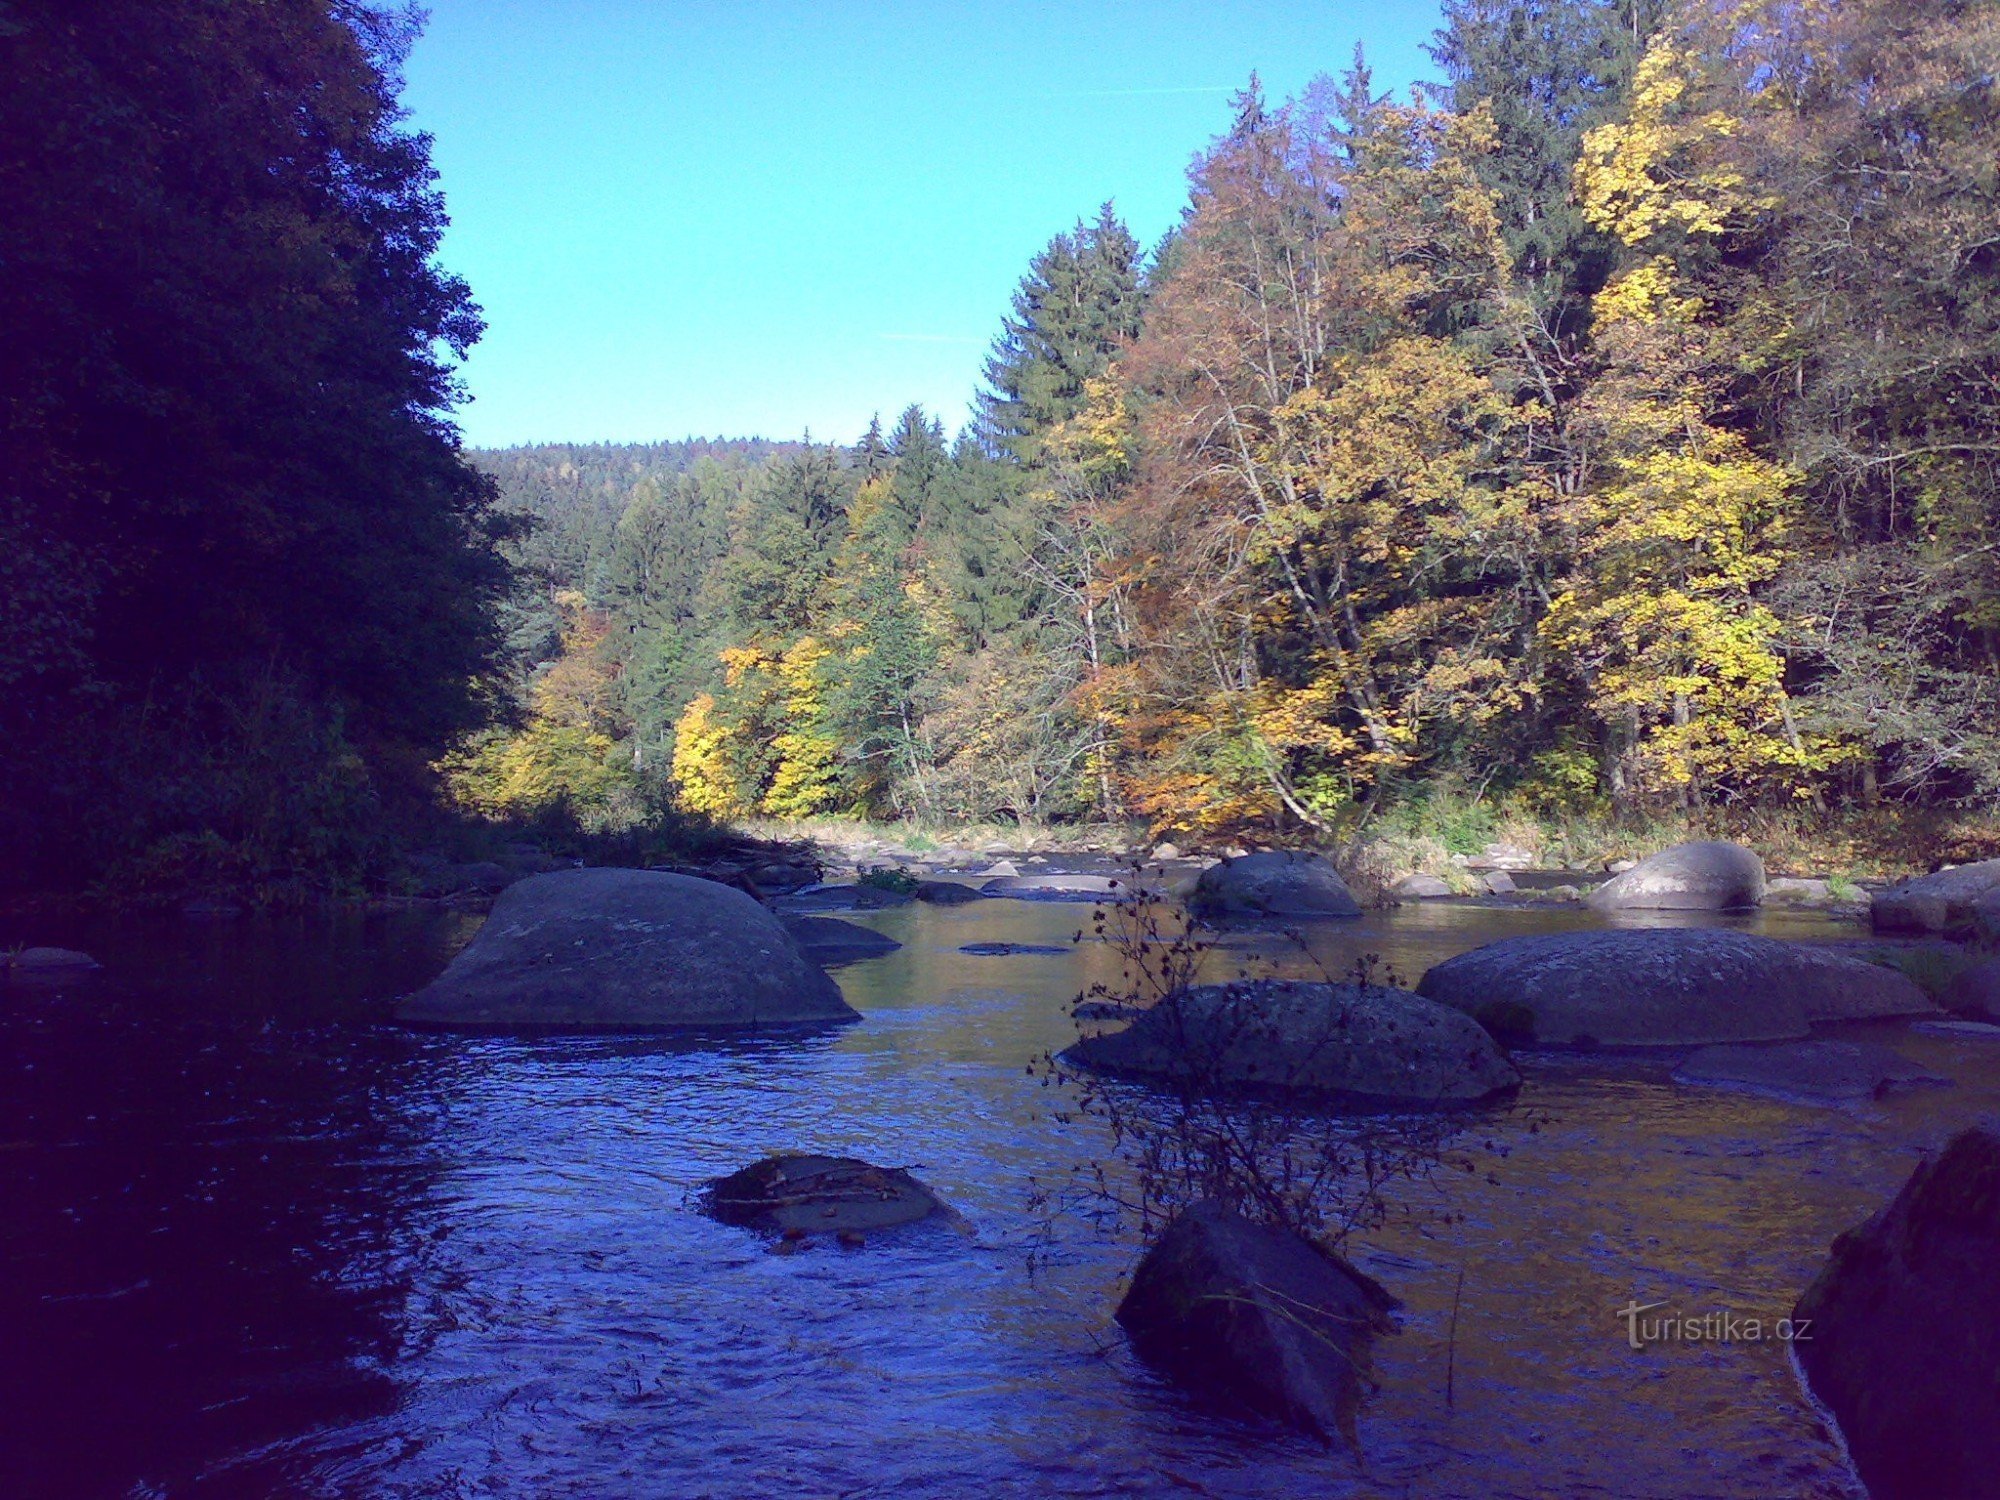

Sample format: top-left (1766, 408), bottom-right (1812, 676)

top-left (401, 1), bottom-right (1446, 449)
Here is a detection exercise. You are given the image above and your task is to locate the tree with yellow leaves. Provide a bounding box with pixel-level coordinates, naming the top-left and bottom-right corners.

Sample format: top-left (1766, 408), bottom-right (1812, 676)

top-left (1556, 32), bottom-right (1843, 802)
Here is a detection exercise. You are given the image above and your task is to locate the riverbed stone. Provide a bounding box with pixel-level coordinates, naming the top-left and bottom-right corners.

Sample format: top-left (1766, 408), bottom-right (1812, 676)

top-left (1870, 858), bottom-right (2000, 937)
top-left (781, 916), bottom-right (902, 966)
top-left (980, 872), bottom-right (1130, 900)
top-left (705, 1154), bottom-right (945, 1237)
top-left (1116, 1200), bottom-right (1400, 1447)
top-left (1584, 840), bottom-right (1765, 913)
top-left (1391, 873), bottom-right (1453, 900)
top-left (781, 882), bottom-right (916, 912)
top-left (1061, 979), bottom-right (1519, 1107)
top-left (1417, 929), bottom-right (1931, 1049)
top-left (1794, 1126), bottom-right (2000, 1499)
top-left (913, 880), bottom-right (984, 905)
top-left (1190, 852), bottom-right (1362, 919)
top-left (2, 946), bottom-right (101, 978)
top-left (1944, 960), bottom-right (2000, 1022)
top-left (1763, 876), bottom-right (1833, 904)
top-left (1467, 842), bottom-right (1535, 871)
top-left (1671, 1039), bottom-right (1945, 1104)
top-left (396, 868), bottom-right (856, 1029)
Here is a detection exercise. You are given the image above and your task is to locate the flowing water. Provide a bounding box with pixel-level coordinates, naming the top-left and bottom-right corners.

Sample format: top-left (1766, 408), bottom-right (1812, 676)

top-left (3, 892), bottom-right (1988, 1498)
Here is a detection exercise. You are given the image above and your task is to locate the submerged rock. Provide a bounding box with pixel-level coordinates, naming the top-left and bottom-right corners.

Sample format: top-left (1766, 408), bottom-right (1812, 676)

top-left (1190, 852), bottom-right (1362, 919)
top-left (1671, 1040), bottom-right (1946, 1105)
top-left (979, 872), bottom-right (1130, 900)
top-left (913, 880), bottom-right (984, 905)
top-left (781, 916), bottom-right (902, 967)
top-left (2, 946), bottom-right (101, 979)
top-left (782, 883), bottom-right (916, 912)
top-left (1417, 928), bottom-right (1931, 1049)
top-left (396, 868), bottom-right (856, 1030)
top-left (1584, 840), bottom-right (1765, 913)
top-left (1795, 1126), bottom-right (2000, 1499)
top-left (705, 1154), bottom-right (945, 1237)
top-left (1060, 979), bottom-right (1519, 1108)
top-left (1117, 1201), bottom-right (1400, 1447)
top-left (1870, 858), bottom-right (2000, 936)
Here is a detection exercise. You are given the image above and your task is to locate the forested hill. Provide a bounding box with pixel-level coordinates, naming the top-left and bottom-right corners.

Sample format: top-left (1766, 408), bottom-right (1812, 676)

top-left (460, 0), bottom-right (2000, 850)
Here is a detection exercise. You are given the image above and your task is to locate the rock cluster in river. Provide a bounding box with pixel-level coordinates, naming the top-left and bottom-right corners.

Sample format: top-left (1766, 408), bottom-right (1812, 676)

top-left (1061, 979), bottom-right (1519, 1107)
top-left (396, 867), bottom-right (855, 1030)
top-left (1417, 928), bottom-right (1934, 1048)
top-left (1117, 1200), bottom-right (1400, 1447)
top-left (1795, 1125), bottom-right (2000, 1499)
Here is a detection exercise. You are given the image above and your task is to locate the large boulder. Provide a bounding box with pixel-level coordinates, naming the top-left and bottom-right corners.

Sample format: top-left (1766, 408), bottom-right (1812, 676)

top-left (1060, 980), bottom-right (1519, 1108)
top-left (1671, 1040), bottom-right (1945, 1105)
top-left (396, 868), bottom-right (856, 1029)
top-left (1117, 1201), bottom-right (1399, 1446)
top-left (1871, 858), bottom-right (2000, 936)
top-left (1794, 1126), bottom-right (2000, 1499)
top-left (1584, 840), bottom-right (1765, 913)
top-left (1190, 852), bottom-right (1361, 919)
top-left (1417, 929), bottom-right (1932, 1049)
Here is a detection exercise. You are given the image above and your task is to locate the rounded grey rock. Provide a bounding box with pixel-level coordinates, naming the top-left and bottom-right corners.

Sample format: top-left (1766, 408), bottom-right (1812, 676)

top-left (397, 867), bottom-right (856, 1030)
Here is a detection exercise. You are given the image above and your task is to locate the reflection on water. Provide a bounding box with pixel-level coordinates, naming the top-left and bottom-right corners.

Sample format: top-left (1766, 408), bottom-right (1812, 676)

top-left (2, 897), bottom-right (1979, 1496)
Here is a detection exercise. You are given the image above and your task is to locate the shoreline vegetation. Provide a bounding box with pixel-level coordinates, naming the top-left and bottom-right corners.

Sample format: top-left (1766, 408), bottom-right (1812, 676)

top-left (7, 0), bottom-right (1999, 915)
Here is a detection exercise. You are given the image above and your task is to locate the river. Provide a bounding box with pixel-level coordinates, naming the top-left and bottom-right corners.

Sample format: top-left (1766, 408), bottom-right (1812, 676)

top-left (4, 891), bottom-right (1984, 1497)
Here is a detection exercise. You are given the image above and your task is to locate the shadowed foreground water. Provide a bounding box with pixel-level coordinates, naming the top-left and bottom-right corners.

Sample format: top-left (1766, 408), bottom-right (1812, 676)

top-left (3, 896), bottom-right (1984, 1497)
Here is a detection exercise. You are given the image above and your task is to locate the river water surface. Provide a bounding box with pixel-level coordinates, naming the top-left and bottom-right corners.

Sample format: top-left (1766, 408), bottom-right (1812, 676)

top-left (4, 892), bottom-right (1988, 1498)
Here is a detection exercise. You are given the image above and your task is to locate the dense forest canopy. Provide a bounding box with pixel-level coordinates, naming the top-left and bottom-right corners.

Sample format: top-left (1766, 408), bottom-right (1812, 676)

top-left (0, 0), bottom-right (508, 896)
top-left (472, 0), bottom-right (2000, 843)
top-left (4, 0), bottom-right (1998, 900)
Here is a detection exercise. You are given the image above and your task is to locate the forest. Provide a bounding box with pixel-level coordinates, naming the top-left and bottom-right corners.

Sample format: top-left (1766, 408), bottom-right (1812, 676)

top-left (4, 0), bottom-right (1999, 902)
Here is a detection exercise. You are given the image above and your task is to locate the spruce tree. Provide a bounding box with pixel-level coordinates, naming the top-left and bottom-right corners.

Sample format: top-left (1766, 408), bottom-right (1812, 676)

top-left (977, 204), bottom-right (1144, 462)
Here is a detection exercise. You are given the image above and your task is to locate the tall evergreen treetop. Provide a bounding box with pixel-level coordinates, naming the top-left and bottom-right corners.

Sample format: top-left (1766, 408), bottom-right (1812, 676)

top-left (977, 203), bottom-right (1145, 462)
